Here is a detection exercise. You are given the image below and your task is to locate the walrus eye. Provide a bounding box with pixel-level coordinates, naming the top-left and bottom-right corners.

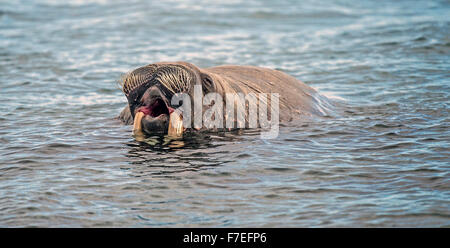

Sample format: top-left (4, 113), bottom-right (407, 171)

top-left (202, 74), bottom-right (215, 93)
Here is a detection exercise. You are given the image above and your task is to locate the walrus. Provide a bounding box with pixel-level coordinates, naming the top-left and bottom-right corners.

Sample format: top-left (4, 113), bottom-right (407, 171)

top-left (118, 61), bottom-right (332, 137)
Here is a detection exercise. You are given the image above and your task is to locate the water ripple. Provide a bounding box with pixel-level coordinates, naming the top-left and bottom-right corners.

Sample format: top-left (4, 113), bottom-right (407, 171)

top-left (0, 0), bottom-right (448, 227)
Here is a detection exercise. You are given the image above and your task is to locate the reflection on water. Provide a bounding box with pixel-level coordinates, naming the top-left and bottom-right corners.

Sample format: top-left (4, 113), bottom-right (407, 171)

top-left (125, 133), bottom-right (226, 176)
top-left (0, 0), bottom-right (449, 227)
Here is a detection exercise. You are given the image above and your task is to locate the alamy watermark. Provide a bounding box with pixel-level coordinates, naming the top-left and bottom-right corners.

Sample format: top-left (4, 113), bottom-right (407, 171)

top-left (170, 85), bottom-right (279, 139)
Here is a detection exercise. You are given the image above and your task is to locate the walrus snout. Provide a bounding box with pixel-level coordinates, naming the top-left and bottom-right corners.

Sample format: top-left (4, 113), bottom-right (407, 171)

top-left (141, 113), bottom-right (169, 134)
top-left (134, 86), bottom-right (176, 135)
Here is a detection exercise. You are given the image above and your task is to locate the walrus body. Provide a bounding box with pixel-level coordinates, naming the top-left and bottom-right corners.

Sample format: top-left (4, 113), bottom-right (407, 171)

top-left (118, 61), bottom-right (332, 135)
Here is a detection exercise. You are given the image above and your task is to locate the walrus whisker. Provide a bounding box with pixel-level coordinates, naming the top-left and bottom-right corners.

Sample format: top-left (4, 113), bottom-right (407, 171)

top-left (121, 65), bottom-right (157, 96)
top-left (121, 64), bottom-right (193, 101)
top-left (155, 66), bottom-right (193, 94)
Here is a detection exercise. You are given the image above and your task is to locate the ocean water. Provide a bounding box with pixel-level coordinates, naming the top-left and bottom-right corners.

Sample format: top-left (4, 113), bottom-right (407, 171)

top-left (0, 0), bottom-right (449, 227)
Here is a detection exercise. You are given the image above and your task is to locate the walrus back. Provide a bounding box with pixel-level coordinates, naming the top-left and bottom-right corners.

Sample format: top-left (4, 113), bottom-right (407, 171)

top-left (203, 65), bottom-right (333, 121)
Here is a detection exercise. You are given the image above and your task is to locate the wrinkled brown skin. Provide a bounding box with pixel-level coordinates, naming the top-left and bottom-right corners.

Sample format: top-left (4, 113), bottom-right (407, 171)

top-left (118, 61), bottom-right (332, 128)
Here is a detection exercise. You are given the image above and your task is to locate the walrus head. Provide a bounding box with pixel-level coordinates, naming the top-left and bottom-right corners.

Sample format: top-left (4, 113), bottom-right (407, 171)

top-left (121, 62), bottom-right (216, 136)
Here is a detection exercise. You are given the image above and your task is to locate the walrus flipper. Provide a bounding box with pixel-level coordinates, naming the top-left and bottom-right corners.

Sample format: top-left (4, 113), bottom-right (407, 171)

top-left (118, 105), bottom-right (133, 125)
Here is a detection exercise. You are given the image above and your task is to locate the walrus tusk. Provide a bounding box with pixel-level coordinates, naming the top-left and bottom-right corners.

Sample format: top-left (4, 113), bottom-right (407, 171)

top-left (168, 110), bottom-right (183, 137)
top-left (133, 112), bottom-right (145, 136)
